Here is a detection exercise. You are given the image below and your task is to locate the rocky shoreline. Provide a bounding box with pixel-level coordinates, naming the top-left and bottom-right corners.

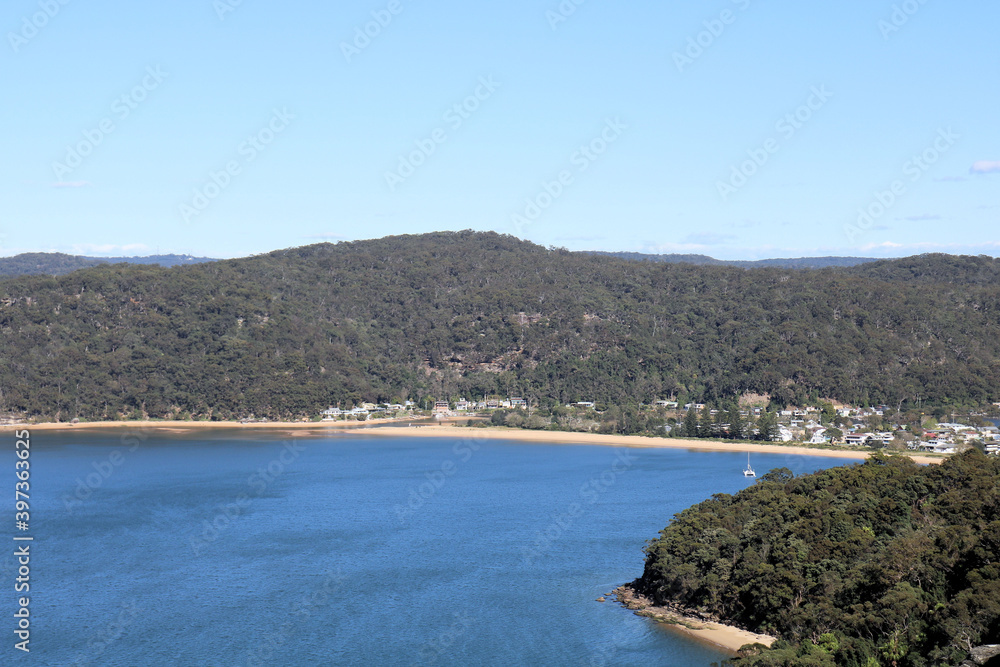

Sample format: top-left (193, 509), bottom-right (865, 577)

top-left (614, 585), bottom-right (1000, 665)
top-left (613, 583), bottom-right (776, 652)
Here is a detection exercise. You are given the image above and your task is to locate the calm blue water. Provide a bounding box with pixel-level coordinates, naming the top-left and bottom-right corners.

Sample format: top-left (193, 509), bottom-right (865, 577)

top-left (4, 430), bottom-right (848, 666)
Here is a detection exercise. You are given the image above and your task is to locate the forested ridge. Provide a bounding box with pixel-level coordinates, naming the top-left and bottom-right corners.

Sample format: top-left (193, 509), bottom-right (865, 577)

top-left (0, 252), bottom-right (214, 277)
top-left (635, 450), bottom-right (1000, 666)
top-left (592, 251), bottom-right (880, 269)
top-left (1, 231), bottom-right (999, 421)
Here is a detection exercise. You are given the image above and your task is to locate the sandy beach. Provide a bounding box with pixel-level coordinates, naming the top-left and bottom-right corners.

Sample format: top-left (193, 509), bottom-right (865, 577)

top-left (358, 424), bottom-right (944, 464)
top-left (6, 419), bottom-right (944, 464)
top-left (614, 584), bottom-right (775, 653)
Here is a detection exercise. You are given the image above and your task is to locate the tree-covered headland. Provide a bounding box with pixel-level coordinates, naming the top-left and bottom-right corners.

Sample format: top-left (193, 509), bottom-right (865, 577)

top-left (635, 450), bottom-right (1000, 666)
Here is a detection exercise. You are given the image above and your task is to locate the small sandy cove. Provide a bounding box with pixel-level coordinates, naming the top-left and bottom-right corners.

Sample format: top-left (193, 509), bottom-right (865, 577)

top-left (9, 419), bottom-right (942, 464)
top-left (614, 584), bottom-right (775, 653)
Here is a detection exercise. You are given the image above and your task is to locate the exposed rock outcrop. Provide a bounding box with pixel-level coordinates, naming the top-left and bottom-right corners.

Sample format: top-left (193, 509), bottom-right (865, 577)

top-left (958, 644), bottom-right (1000, 667)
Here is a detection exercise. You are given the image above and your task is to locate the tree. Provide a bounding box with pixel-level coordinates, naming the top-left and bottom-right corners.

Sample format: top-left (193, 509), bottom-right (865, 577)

top-left (756, 411), bottom-right (779, 442)
top-left (683, 408), bottom-right (699, 437)
top-left (727, 407), bottom-right (745, 440)
top-left (698, 405), bottom-right (713, 438)
top-left (760, 467), bottom-right (793, 483)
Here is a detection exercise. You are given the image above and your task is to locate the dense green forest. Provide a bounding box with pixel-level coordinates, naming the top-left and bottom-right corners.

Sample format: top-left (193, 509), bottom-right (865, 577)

top-left (634, 450), bottom-right (1000, 666)
top-left (1, 231), bottom-right (999, 421)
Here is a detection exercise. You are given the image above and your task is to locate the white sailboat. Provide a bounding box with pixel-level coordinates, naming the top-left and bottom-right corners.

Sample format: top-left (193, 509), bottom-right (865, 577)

top-left (743, 452), bottom-right (756, 477)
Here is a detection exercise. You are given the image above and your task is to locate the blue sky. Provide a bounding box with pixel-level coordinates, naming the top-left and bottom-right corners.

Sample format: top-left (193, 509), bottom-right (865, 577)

top-left (3, 0), bottom-right (998, 260)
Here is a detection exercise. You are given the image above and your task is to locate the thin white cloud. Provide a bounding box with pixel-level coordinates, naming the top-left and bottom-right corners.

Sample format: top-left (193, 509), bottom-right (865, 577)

top-left (638, 241), bottom-right (719, 254)
top-left (899, 214), bottom-right (941, 222)
top-left (860, 240), bottom-right (1000, 254)
top-left (51, 181), bottom-right (91, 188)
top-left (970, 161), bottom-right (1000, 174)
top-left (69, 243), bottom-right (151, 256)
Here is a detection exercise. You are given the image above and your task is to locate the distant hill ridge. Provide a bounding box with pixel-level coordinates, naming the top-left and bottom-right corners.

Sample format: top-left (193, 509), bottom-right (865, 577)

top-left (0, 252), bottom-right (217, 277)
top-left (0, 246), bottom-right (973, 277)
top-left (590, 251), bottom-right (883, 269)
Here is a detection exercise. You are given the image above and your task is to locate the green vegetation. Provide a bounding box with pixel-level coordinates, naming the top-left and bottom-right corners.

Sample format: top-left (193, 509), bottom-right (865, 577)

top-left (0, 252), bottom-right (214, 277)
top-left (636, 450), bottom-right (1000, 666)
top-left (477, 403), bottom-right (785, 441)
top-left (1, 231), bottom-right (999, 421)
top-left (0, 253), bottom-right (107, 277)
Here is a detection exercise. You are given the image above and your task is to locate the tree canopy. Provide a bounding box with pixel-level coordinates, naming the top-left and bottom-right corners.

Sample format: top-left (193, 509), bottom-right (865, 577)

top-left (636, 450), bottom-right (1000, 666)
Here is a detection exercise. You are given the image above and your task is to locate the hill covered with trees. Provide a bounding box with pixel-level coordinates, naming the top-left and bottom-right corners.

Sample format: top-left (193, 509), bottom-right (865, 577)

top-left (1, 231), bottom-right (999, 421)
top-left (632, 450), bottom-right (1000, 666)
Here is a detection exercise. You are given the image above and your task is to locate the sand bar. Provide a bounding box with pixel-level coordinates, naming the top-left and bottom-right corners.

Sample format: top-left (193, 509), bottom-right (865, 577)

top-left (4, 419), bottom-right (943, 464)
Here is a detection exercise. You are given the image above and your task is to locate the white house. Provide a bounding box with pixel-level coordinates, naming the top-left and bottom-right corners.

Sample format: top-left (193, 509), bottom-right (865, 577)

top-left (321, 407), bottom-right (342, 420)
top-left (809, 429), bottom-right (828, 444)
